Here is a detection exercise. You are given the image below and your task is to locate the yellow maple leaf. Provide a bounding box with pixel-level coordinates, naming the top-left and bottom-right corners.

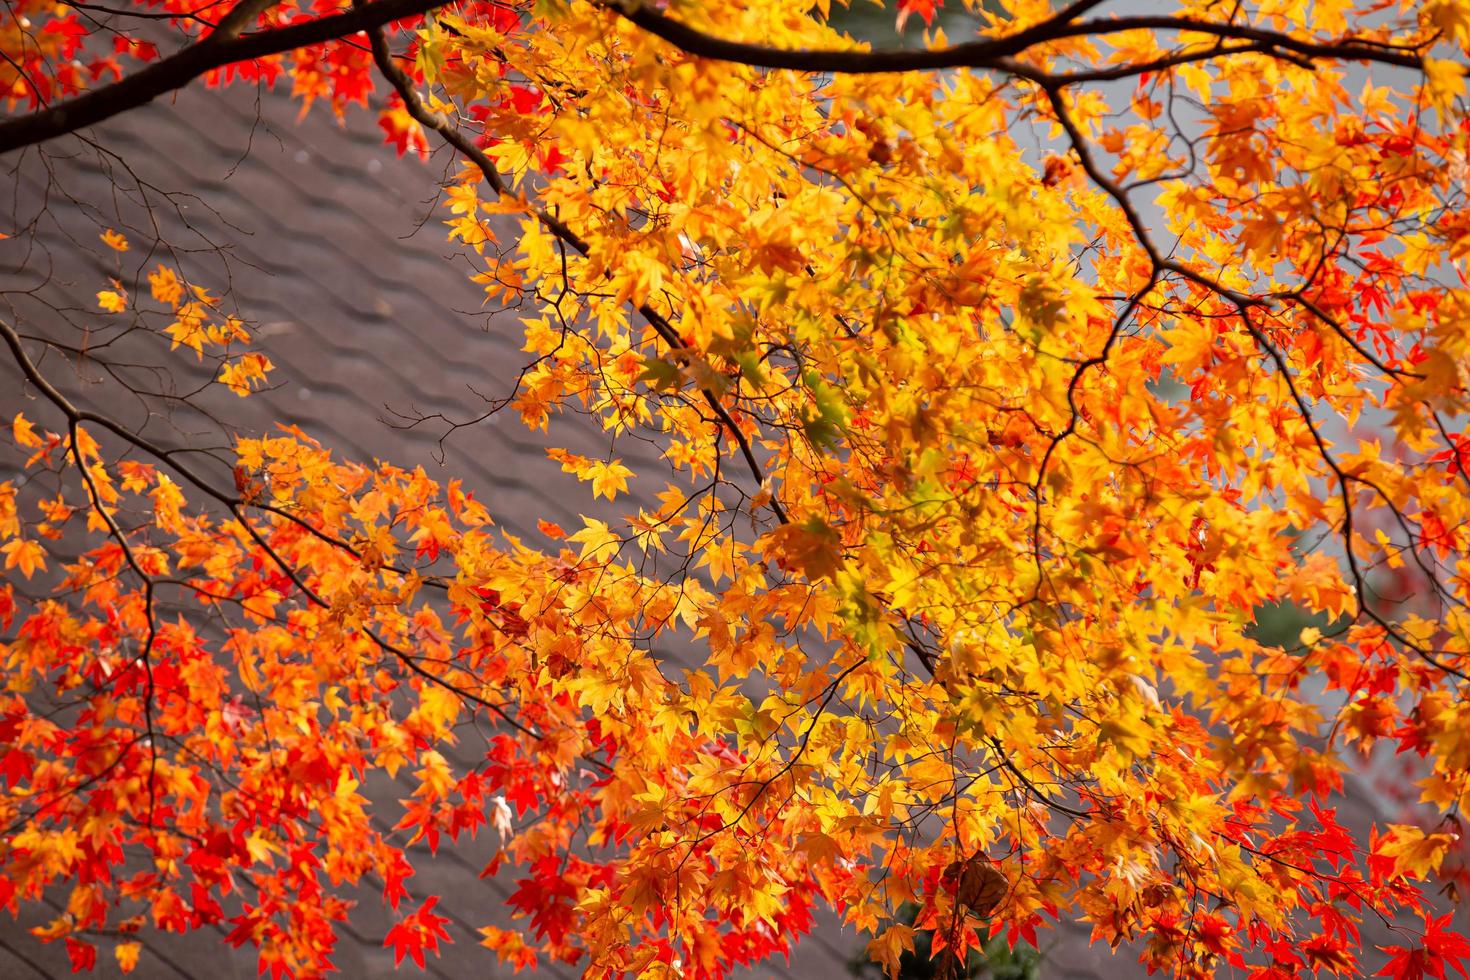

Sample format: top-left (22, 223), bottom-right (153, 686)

top-left (479, 925), bottom-right (536, 970)
top-left (12, 413), bottom-right (41, 450)
top-left (151, 475), bottom-right (187, 532)
top-left (1, 538), bottom-right (46, 579)
top-left (97, 283), bottom-right (128, 313)
top-left (148, 265), bottom-right (184, 308)
top-left (218, 353), bottom-right (274, 396)
top-left (759, 517), bottom-right (843, 582)
top-left (589, 459), bottom-right (634, 501)
top-left (1380, 825), bottom-right (1456, 878)
top-left (547, 447), bottom-right (591, 476)
top-left (1425, 59), bottom-right (1467, 120)
top-left (568, 517), bottom-right (622, 561)
top-left (866, 924), bottom-right (915, 978)
top-left (114, 941), bottom-right (141, 973)
top-left (1426, 0), bottom-right (1470, 49)
top-left (163, 304), bottom-right (209, 358)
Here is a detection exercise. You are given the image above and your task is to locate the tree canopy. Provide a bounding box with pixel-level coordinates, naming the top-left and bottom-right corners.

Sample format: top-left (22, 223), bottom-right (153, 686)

top-left (3, 0), bottom-right (1470, 977)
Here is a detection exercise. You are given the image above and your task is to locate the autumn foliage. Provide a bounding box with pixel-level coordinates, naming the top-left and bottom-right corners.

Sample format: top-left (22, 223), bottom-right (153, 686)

top-left (4, 0), bottom-right (1470, 976)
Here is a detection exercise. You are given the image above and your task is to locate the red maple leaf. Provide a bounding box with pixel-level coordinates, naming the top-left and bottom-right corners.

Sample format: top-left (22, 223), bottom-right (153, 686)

top-left (1379, 915), bottom-right (1470, 980)
top-left (896, 0), bottom-right (941, 31)
top-left (384, 896), bottom-right (453, 969)
top-left (64, 938), bottom-right (96, 973)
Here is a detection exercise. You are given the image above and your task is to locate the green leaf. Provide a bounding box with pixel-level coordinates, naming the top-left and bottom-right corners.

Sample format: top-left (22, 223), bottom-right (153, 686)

top-left (637, 356), bottom-right (683, 391)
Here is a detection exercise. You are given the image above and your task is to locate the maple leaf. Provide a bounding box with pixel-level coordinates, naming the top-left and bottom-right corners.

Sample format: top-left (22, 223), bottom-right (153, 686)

top-left (11, 414), bottom-right (40, 450)
top-left (867, 924), bottom-right (915, 977)
top-left (97, 286), bottom-right (127, 313)
top-left (1379, 944), bottom-right (1433, 980)
top-left (479, 925), bottom-right (538, 972)
top-left (568, 517), bottom-right (622, 561)
top-left (5, 4), bottom-right (1470, 980)
top-left (1302, 934), bottom-right (1356, 975)
top-left (163, 305), bottom-right (209, 358)
top-left (218, 353), bottom-right (275, 396)
top-left (1379, 825), bottom-right (1457, 878)
top-left (147, 265), bottom-right (184, 307)
top-left (1426, 0), bottom-right (1470, 49)
top-left (382, 852), bottom-right (414, 911)
top-left (761, 517), bottom-right (843, 581)
top-left (379, 97), bottom-right (430, 158)
top-left (1386, 913), bottom-right (1470, 980)
top-left (114, 940), bottom-right (141, 973)
top-left (895, 0), bottom-right (940, 32)
top-left (588, 459), bottom-right (634, 501)
top-left (0, 748), bottom-right (33, 787)
top-left (384, 896), bottom-right (453, 969)
top-left (64, 938), bottom-right (96, 973)
top-left (943, 854), bottom-right (1008, 918)
top-left (1, 538), bottom-right (45, 579)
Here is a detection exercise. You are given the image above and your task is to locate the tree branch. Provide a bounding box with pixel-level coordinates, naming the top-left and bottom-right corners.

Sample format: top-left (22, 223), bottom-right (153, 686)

top-left (2, 0), bottom-right (1430, 156)
top-left (360, 6), bottom-right (790, 523)
top-left (615, 6), bottom-right (1426, 75)
top-left (0, 0), bottom-right (449, 154)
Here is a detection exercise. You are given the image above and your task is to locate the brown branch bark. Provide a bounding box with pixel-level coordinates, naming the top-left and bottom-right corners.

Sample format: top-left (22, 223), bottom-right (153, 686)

top-left (2, 0), bottom-right (1429, 156)
top-left (0, 0), bottom-right (449, 154)
top-left (616, 6), bottom-right (1426, 75)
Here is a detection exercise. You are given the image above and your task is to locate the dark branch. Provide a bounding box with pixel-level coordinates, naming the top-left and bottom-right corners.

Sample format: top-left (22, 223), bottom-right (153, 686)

top-left (615, 6), bottom-right (1426, 75)
top-left (0, 0), bottom-right (448, 154)
top-left (2, 0), bottom-right (1430, 156)
top-left (361, 7), bottom-right (790, 523)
